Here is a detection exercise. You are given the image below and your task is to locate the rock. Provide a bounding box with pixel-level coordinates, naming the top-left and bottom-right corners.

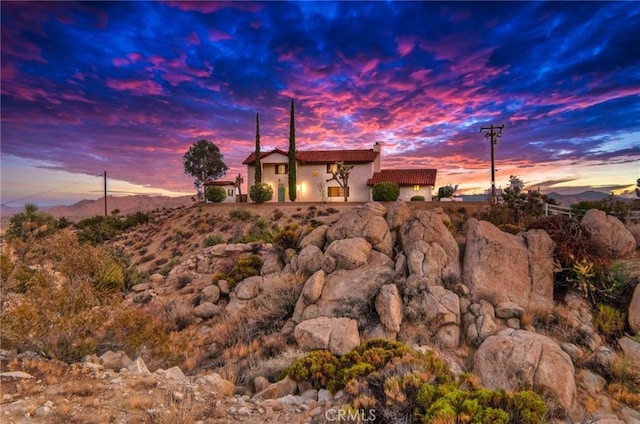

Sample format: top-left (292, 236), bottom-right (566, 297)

top-left (132, 282), bottom-right (151, 292)
top-left (399, 210), bottom-right (460, 284)
top-left (160, 366), bottom-right (186, 380)
top-left (0, 371), bottom-right (34, 379)
top-left (127, 357), bottom-right (150, 376)
top-left (199, 373), bottom-right (235, 395)
top-left (473, 329), bottom-right (576, 413)
top-left (375, 284), bottom-right (404, 333)
top-left (100, 351), bottom-right (132, 370)
top-left (296, 245), bottom-right (324, 276)
top-left (201, 284), bottom-right (221, 304)
top-left (149, 273), bottom-right (165, 284)
top-left (495, 302), bottom-right (525, 319)
top-left (463, 219), bottom-right (554, 310)
top-left (194, 302), bottom-right (221, 319)
top-left (618, 336), bottom-right (640, 368)
top-left (254, 376), bottom-right (270, 393)
top-left (560, 343), bottom-right (585, 363)
top-left (581, 209), bottom-right (636, 258)
top-left (218, 279), bottom-right (232, 295)
top-left (629, 283), bottom-right (640, 335)
top-left (325, 203), bottom-right (393, 257)
top-left (254, 376), bottom-right (298, 400)
top-left (300, 225), bottom-right (329, 250)
top-left (302, 270), bottom-right (325, 305)
top-left (577, 369), bottom-right (606, 397)
top-left (261, 249), bottom-right (283, 275)
top-left (133, 292), bottom-right (153, 304)
top-left (435, 325), bottom-right (460, 349)
top-left (323, 238), bottom-right (372, 272)
top-left (385, 201), bottom-right (411, 232)
top-left (35, 406), bottom-right (51, 417)
top-left (235, 276), bottom-right (262, 300)
top-left (294, 317), bottom-right (360, 355)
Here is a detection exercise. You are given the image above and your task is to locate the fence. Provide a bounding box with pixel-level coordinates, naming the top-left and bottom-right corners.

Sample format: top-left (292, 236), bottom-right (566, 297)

top-left (544, 203), bottom-right (640, 222)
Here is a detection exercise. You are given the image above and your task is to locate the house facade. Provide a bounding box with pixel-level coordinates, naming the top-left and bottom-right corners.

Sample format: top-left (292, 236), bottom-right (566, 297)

top-left (203, 180), bottom-right (236, 203)
top-left (242, 143), bottom-right (436, 203)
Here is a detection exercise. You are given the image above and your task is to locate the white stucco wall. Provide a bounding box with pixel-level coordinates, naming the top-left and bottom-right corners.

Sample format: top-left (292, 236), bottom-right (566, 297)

top-left (398, 185), bottom-right (433, 201)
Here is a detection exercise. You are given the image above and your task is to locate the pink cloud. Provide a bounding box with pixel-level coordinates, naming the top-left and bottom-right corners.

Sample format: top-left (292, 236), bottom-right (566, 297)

top-left (127, 52), bottom-right (143, 62)
top-left (105, 78), bottom-right (164, 96)
top-left (112, 58), bottom-right (129, 67)
top-left (395, 36), bottom-right (416, 57)
top-left (164, 1), bottom-right (264, 14)
top-left (209, 29), bottom-right (234, 41)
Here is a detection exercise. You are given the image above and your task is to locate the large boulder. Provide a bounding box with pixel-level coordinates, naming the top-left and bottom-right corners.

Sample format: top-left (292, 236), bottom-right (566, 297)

top-left (323, 238), bottom-right (372, 273)
top-left (297, 245), bottom-right (324, 276)
top-left (294, 317), bottom-right (360, 355)
top-left (463, 219), bottom-right (555, 310)
top-left (399, 210), bottom-right (460, 285)
top-left (629, 282), bottom-right (640, 335)
top-left (300, 225), bottom-right (329, 250)
top-left (325, 203), bottom-right (393, 257)
top-left (375, 284), bottom-right (404, 333)
top-left (472, 329), bottom-right (576, 414)
top-left (581, 209), bottom-right (636, 258)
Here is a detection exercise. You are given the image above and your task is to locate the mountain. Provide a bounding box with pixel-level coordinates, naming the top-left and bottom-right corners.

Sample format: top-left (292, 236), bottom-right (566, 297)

top-left (545, 190), bottom-right (611, 207)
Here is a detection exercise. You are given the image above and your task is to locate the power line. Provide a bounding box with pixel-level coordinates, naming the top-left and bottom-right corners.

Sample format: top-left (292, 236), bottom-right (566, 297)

top-left (480, 124), bottom-right (504, 205)
top-left (1, 174), bottom-right (102, 207)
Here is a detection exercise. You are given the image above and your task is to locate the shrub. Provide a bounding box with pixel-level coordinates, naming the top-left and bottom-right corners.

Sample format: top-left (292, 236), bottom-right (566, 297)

top-left (215, 254), bottom-right (262, 288)
top-left (5, 203), bottom-right (58, 241)
top-left (249, 183), bottom-right (273, 203)
top-left (411, 195), bottom-right (425, 201)
top-left (593, 304), bottom-right (625, 338)
top-left (204, 234), bottom-right (225, 247)
top-left (273, 223), bottom-right (300, 253)
top-left (206, 186), bottom-right (227, 203)
top-left (372, 182), bottom-right (400, 201)
top-left (229, 209), bottom-right (254, 221)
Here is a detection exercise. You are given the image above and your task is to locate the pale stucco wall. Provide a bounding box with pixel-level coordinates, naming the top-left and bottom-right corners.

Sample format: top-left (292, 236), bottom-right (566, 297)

top-left (399, 185), bottom-right (433, 201)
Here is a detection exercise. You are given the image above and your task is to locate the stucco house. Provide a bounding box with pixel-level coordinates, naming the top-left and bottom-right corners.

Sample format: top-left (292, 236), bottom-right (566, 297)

top-left (203, 180), bottom-right (236, 203)
top-left (242, 143), bottom-right (437, 202)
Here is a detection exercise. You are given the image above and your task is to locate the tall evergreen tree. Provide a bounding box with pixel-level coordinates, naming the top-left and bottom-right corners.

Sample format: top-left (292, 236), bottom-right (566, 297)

top-left (254, 113), bottom-right (262, 184)
top-left (288, 99), bottom-right (297, 201)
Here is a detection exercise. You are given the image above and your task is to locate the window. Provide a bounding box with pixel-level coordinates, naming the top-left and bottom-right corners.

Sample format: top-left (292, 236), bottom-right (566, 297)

top-left (413, 185), bottom-right (420, 191)
top-left (227, 189), bottom-right (234, 197)
top-left (328, 186), bottom-right (349, 198)
top-left (311, 170), bottom-right (319, 177)
top-left (327, 163), bottom-right (339, 174)
top-left (275, 164), bottom-right (288, 174)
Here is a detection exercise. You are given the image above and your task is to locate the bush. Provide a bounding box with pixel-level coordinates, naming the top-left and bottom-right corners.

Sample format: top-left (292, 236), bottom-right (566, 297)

top-left (206, 186), bottom-right (227, 203)
top-left (411, 195), bottom-right (425, 201)
top-left (5, 203), bottom-right (58, 241)
top-left (593, 303), bottom-right (625, 338)
top-left (372, 182), bottom-right (400, 201)
top-left (250, 183), bottom-right (273, 203)
top-left (215, 254), bottom-right (262, 288)
top-left (204, 234), bottom-right (225, 247)
top-left (229, 209), bottom-right (254, 221)
top-left (273, 223), bottom-right (300, 253)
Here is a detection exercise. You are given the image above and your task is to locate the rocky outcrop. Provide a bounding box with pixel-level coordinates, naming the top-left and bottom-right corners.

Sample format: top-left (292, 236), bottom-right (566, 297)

top-left (463, 219), bottom-right (555, 310)
top-left (581, 209), bottom-right (636, 258)
top-left (375, 284), bottom-right (403, 333)
top-left (293, 317), bottom-right (360, 355)
top-left (325, 203), bottom-right (393, 257)
top-left (473, 329), bottom-right (576, 414)
top-left (323, 238), bottom-right (372, 272)
top-left (618, 337), bottom-right (640, 368)
top-left (399, 210), bottom-right (460, 286)
top-left (296, 245), bottom-right (324, 276)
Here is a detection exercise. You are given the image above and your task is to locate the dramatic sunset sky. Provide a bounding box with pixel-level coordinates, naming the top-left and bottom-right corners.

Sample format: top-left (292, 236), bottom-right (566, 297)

top-left (1, 1), bottom-right (639, 207)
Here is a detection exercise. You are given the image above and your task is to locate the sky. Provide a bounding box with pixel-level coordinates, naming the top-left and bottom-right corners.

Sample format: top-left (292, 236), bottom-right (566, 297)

top-left (1, 1), bottom-right (639, 207)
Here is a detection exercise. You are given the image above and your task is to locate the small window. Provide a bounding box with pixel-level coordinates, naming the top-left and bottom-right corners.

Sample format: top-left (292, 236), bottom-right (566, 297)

top-left (311, 170), bottom-right (319, 177)
top-left (328, 186), bottom-right (349, 198)
top-left (227, 189), bottom-right (234, 197)
top-left (327, 163), bottom-right (339, 174)
top-left (413, 185), bottom-right (420, 191)
top-left (275, 164), bottom-right (288, 174)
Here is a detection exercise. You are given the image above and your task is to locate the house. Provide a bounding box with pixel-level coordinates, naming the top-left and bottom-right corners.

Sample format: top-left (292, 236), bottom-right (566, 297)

top-left (242, 143), bottom-right (437, 202)
top-left (203, 180), bottom-right (236, 203)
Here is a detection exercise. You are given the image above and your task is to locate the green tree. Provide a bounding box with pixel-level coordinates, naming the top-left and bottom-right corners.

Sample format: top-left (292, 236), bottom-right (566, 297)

top-left (437, 184), bottom-right (458, 199)
top-left (502, 175), bottom-right (527, 224)
top-left (254, 113), bottom-right (262, 184)
top-left (183, 139), bottom-right (228, 201)
top-left (327, 162), bottom-right (354, 202)
top-left (288, 99), bottom-right (297, 202)
top-left (250, 183), bottom-right (273, 203)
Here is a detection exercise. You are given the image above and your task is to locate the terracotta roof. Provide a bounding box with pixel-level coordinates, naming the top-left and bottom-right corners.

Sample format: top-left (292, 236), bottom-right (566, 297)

top-left (242, 148), bottom-right (378, 165)
top-left (204, 180), bottom-right (235, 186)
top-left (242, 148), bottom-right (288, 164)
top-left (367, 169), bottom-right (437, 186)
top-left (296, 149), bottom-right (378, 164)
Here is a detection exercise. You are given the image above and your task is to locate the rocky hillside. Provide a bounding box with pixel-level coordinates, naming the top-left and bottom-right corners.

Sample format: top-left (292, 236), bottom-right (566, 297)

top-left (2, 202), bottom-right (639, 423)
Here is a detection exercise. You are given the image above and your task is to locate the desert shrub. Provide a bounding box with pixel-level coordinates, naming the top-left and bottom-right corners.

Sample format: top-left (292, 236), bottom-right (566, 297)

top-left (5, 203), bottom-right (58, 242)
top-left (229, 209), bottom-right (254, 221)
top-left (410, 195), bottom-right (425, 201)
top-left (271, 208), bottom-right (284, 221)
top-left (571, 196), bottom-right (630, 221)
top-left (372, 182), bottom-right (400, 201)
top-left (273, 223), bottom-right (301, 253)
top-left (204, 234), bottom-right (225, 247)
top-left (249, 183), bottom-right (273, 203)
top-left (607, 355), bottom-right (640, 409)
top-left (593, 304), bottom-right (625, 339)
top-left (75, 211), bottom-right (149, 245)
top-left (206, 186), bottom-right (227, 203)
top-left (216, 254), bottom-right (262, 288)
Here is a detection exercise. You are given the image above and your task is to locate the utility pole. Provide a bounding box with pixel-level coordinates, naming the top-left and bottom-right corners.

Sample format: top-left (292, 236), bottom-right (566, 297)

top-left (480, 124), bottom-right (504, 204)
top-left (104, 171), bottom-right (107, 216)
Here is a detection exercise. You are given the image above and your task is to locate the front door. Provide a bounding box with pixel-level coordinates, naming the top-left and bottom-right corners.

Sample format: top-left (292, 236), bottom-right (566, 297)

top-left (278, 185), bottom-right (285, 202)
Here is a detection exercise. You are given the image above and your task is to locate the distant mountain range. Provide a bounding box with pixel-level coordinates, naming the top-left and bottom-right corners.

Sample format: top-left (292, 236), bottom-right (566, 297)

top-left (460, 190), bottom-right (614, 206)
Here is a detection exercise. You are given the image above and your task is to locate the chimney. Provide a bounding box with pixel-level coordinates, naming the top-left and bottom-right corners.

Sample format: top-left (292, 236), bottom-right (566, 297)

top-left (373, 142), bottom-right (381, 173)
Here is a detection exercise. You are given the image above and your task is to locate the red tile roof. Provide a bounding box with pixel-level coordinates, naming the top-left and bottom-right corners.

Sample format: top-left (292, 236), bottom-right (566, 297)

top-left (242, 148), bottom-right (288, 164)
top-left (242, 148), bottom-right (378, 165)
top-left (367, 169), bottom-right (437, 186)
top-left (204, 180), bottom-right (235, 186)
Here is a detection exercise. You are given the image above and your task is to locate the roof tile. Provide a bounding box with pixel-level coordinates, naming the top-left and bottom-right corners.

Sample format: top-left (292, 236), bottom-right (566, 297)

top-left (367, 169), bottom-right (437, 186)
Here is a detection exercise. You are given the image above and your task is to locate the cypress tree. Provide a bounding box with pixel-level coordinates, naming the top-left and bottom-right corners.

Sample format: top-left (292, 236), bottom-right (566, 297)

top-left (254, 113), bottom-right (262, 184)
top-left (288, 99), bottom-right (297, 201)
